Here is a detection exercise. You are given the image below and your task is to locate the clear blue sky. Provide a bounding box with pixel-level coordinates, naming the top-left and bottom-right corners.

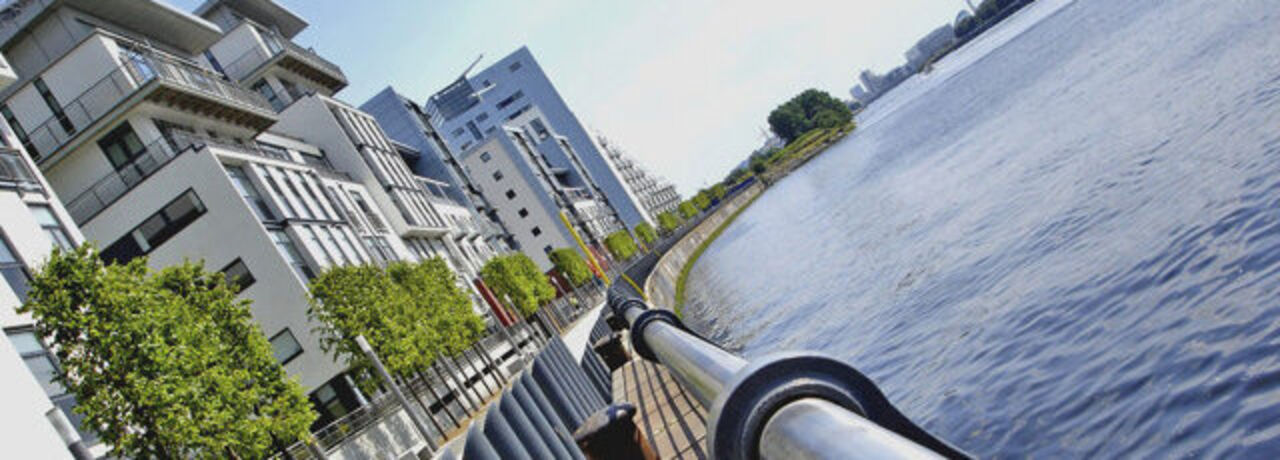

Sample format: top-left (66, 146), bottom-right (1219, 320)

top-left (172, 0), bottom-right (970, 195)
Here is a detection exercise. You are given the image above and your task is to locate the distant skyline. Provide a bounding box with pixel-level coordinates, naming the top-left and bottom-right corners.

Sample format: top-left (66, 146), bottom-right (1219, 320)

top-left (172, 0), bottom-right (969, 195)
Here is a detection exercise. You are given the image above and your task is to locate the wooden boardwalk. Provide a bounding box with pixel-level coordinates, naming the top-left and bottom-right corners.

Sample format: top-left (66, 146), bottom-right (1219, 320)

top-left (612, 357), bottom-right (710, 459)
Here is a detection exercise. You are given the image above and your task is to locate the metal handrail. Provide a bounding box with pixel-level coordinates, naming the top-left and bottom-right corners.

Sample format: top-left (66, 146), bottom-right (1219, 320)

top-left (609, 293), bottom-right (970, 459)
top-left (220, 25), bottom-right (345, 84)
top-left (63, 135), bottom-right (194, 225)
top-left (19, 42), bottom-right (274, 161)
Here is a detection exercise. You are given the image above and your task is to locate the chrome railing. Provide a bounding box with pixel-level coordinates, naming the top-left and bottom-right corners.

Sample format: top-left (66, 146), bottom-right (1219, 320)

top-left (0, 146), bottom-right (39, 188)
top-left (20, 43), bottom-right (274, 161)
top-left (63, 135), bottom-right (192, 225)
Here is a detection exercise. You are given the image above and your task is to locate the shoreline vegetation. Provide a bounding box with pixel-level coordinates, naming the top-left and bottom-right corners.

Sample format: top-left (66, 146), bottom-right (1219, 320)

top-left (671, 89), bottom-right (859, 315)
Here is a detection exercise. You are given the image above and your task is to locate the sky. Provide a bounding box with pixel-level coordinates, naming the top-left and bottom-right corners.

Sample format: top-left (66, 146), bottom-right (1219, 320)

top-left (171, 0), bottom-right (971, 195)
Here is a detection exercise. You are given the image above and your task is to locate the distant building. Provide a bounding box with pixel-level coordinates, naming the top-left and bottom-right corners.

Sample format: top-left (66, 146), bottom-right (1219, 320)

top-left (905, 24), bottom-right (956, 70)
top-left (595, 136), bottom-right (681, 223)
top-left (425, 47), bottom-right (651, 229)
top-left (850, 84), bottom-right (871, 103)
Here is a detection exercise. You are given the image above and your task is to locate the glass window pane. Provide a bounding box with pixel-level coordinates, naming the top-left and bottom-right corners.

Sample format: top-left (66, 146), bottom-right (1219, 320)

top-left (270, 329), bottom-right (302, 364)
top-left (29, 206), bottom-right (58, 226)
top-left (163, 193), bottom-right (202, 221)
top-left (2, 267), bottom-right (31, 301)
top-left (7, 331), bottom-right (42, 355)
top-left (0, 238), bottom-right (16, 263)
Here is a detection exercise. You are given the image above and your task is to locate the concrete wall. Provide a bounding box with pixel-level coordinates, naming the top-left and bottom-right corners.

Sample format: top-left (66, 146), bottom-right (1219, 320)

top-left (645, 183), bottom-right (763, 311)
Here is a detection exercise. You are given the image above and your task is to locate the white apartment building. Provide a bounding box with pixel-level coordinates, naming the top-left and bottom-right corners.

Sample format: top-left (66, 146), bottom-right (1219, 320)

top-left (595, 136), bottom-right (681, 224)
top-left (0, 47), bottom-right (92, 458)
top-left (0, 0), bottom-right (495, 431)
top-left (270, 94), bottom-right (508, 318)
top-left (459, 106), bottom-right (620, 271)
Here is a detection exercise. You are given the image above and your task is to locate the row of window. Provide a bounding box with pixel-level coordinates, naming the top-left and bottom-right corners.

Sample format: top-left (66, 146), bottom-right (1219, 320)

top-left (101, 190), bottom-right (206, 264)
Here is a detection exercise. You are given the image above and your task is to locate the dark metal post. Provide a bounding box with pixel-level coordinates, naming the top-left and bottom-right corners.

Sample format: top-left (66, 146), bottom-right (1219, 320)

top-left (356, 335), bottom-right (436, 453)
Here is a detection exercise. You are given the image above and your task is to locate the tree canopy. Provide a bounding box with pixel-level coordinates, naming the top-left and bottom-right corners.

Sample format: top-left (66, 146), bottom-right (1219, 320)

top-left (604, 230), bottom-right (639, 261)
top-left (658, 212), bottom-right (681, 234)
top-left (308, 259), bottom-right (484, 384)
top-left (634, 222), bottom-right (657, 246)
top-left (480, 253), bottom-right (555, 317)
top-left (767, 89), bottom-right (853, 143)
top-left (22, 246), bottom-right (315, 459)
top-left (548, 248), bottom-right (592, 287)
top-left (679, 201), bottom-right (699, 219)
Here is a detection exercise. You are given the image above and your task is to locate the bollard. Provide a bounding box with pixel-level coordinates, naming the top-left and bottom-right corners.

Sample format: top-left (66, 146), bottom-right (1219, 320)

top-left (461, 417), bottom-right (502, 460)
top-left (497, 392), bottom-right (559, 460)
top-left (572, 403), bottom-right (656, 460)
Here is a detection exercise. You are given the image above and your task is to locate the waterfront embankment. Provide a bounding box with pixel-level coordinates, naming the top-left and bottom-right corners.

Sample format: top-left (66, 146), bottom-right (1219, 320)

top-left (644, 181), bottom-right (765, 315)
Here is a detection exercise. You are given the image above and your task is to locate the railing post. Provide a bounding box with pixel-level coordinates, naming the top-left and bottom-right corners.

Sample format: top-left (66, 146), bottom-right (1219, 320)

top-left (355, 335), bottom-right (436, 455)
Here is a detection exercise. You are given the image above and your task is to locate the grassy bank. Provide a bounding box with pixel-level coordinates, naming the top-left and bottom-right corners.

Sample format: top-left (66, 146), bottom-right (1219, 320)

top-left (673, 191), bottom-right (764, 317)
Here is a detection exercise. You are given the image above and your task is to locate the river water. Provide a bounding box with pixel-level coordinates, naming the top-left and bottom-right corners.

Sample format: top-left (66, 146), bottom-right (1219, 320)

top-left (681, 0), bottom-right (1280, 457)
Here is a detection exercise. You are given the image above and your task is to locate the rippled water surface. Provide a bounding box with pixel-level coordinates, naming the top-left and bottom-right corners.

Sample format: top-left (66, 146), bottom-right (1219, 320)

top-left (681, 0), bottom-right (1280, 457)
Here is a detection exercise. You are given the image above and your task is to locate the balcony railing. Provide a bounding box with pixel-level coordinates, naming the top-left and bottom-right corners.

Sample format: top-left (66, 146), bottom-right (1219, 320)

top-left (0, 146), bottom-right (39, 189)
top-left (63, 135), bottom-right (193, 225)
top-left (20, 43), bottom-right (275, 162)
top-left (220, 27), bottom-right (346, 87)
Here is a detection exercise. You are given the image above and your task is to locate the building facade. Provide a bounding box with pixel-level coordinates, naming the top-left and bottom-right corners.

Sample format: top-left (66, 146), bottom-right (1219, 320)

top-left (595, 135), bottom-right (680, 223)
top-left (0, 46), bottom-right (95, 457)
top-left (424, 47), bottom-right (651, 229)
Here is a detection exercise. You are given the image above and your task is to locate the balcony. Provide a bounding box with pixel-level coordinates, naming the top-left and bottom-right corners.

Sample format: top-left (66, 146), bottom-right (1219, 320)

top-left (63, 135), bottom-right (193, 225)
top-left (220, 26), bottom-right (347, 93)
top-left (20, 41), bottom-right (277, 164)
top-left (0, 146), bottom-right (40, 190)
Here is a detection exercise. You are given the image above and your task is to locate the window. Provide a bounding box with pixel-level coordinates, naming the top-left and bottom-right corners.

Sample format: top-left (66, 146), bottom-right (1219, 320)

top-left (480, 152), bottom-right (492, 163)
top-left (508, 61), bottom-right (523, 72)
top-left (493, 170), bottom-right (504, 181)
top-left (505, 189), bottom-right (516, 199)
top-left (302, 227), bottom-right (333, 266)
top-left (312, 382), bottom-right (351, 421)
top-left (530, 118), bottom-right (551, 140)
top-left (253, 79), bottom-right (285, 112)
top-left (7, 329), bottom-right (96, 445)
top-left (269, 329), bottom-right (303, 365)
top-left (466, 121), bottom-right (483, 141)
top-left (0, 234), bottom-right (31, 301)
top-left (518, 208), bottom-right (529, 218)
top-left (263, 172), bottom-right (298, 218)
top-left (1, 105), bottom-right (35, 157)
top-left (350, 192), bottom-right (385, 231)
top-left (475, 113), bottom-right (489, 123)
top-left (98, 122), bottom-right (147, 170)
top-left (278, 78), bottom-right (305, 101)
top-left (34, 78), bottom-right (73, 135)
top-left (363, 236), bottom-right (396, 264)
top-left (460, 141), bottom-right (473, 151)
top-left (254, 141), bottom-right (290, 160)
top-left (531, 226), bottom-right (542, 236)
top-left (270, 230), bottom-right (315, 281)
top-left (544, 245), bottom-right (553, 253)
top-left (451, 127), bottom-right (466, 138)
top-left (102, 190), bottom-right (206, 263)
top-left (506, 104), bottom-right (532, 120)
top-left (496, 90), bottom-right (524, 110)
top-left (29, 205), bottom-right (73, 251)
top-left (220, 258), bottom-right (255, 292)
top-left (225, 166), bottom-right (276, 221)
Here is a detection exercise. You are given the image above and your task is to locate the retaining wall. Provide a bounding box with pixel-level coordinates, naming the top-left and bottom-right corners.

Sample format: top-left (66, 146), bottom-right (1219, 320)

top-left (645, 182), bottom-right (764, 309)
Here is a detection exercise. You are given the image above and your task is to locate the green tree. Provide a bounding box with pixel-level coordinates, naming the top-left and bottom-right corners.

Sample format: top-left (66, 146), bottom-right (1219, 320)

top-left (387, 259), bottom-right (484, 358)
top-left (23, 246), bottom-right (315, 459)
top-left (658, 212), bottom-right (681, 234)
top-left (480, 254), bottom-right (555, 317)
top-left (604, 230), bottom-right (639, 260)
top-left (711, 183), bottom-right (727, 200)
top-left (692, 190), bottom-right (713, 211)
top-left (679, 201), bottom-right (699, 219)
top-left (548, 248), bottom-right (592, 287)
top-left (635, 222), bottom-right (657, 246)
top-left (767, 89), bottom-right (852, 143)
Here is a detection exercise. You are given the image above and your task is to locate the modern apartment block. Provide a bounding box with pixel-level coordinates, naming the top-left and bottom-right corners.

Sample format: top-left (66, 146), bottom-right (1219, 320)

top-left (0, 0), bottom-right (514, 433)
top-left (595, 135), bottom-right (681, 223)
top-left (425, 46), bottom-right (652, 230)
top-left (458, 105), bottom-right (622, 270)
top-left (0, 47), bottom-right (95, 457)
top-left (270, 93), bottom-right (504, 288)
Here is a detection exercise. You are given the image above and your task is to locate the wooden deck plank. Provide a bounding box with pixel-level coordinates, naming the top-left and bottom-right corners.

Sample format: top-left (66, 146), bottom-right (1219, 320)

top-left (611, 357), bottom-right (709, 459)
